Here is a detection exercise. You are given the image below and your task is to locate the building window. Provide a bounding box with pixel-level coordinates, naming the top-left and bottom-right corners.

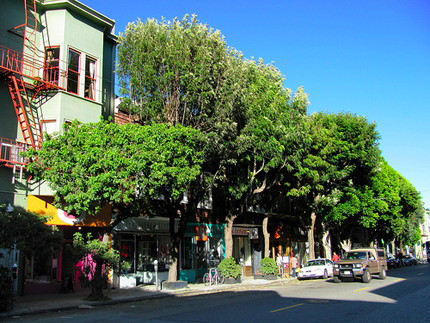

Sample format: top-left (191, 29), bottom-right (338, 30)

top-left (41, 120), bottom-right (57, 140)
top-left (85, 57), bottom-right (96, 100)
top-left (67, 49), bottom-right (80, 94)
top-left (44, 47), bottom-right (59, 85)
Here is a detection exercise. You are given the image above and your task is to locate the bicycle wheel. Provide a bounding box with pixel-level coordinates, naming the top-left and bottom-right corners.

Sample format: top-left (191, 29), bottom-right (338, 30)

top-left (203, 273), bottom-right (210, 286)
top-left (218, 272), bottom-right (225, 284)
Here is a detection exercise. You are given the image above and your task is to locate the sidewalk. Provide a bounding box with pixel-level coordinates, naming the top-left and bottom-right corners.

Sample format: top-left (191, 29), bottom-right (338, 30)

top-left (1, 277), bottom-right (295, 318)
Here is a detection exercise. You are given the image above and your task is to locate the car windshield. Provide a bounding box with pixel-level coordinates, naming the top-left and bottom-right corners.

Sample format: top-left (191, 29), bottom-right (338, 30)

top-left (343, 252), bottom-right (367, 260)
top-left (304, 260), bottom-right (325, 267)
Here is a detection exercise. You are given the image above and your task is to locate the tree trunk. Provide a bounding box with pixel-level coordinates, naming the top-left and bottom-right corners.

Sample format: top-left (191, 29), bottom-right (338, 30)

top-left (391, 240), bottom-right (396, 254)
top-left (307, 193), bottom-right (321, 260)
top-left (321, 223), bottom-right (331, 259)
top-left (166, 202), bottom-right (190, 283)
top-left (307, 211), bottom-right (317, 260)
top-left (340, 239), bottom-right (352, 252)
top-left (262, 216), bottom-right (270, 258)
top-left (168, 238), bottom-right (179, 282)
top-left (90, 261), bottom-right (105, 300)
top-left (224, 213), bottom-right (237, 259)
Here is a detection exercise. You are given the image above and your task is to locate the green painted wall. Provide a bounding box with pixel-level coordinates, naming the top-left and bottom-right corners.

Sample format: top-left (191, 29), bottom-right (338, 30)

top-left (0, 0), bottom-right (117, 208)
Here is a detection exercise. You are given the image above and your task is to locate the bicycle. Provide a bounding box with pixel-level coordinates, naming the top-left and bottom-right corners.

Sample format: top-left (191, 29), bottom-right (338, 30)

top-left (203, 267), bottom-right (225, 286)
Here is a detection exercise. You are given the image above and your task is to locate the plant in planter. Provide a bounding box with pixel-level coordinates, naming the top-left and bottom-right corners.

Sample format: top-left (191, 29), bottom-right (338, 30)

top-left (218, 257), bottom-right (241, 283)
top-left (258, 257), bottom-right (278, 279)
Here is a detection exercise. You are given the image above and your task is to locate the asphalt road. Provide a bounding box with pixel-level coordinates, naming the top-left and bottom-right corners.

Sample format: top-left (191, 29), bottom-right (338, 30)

top-left (5, 263), bottom-right (430, 323)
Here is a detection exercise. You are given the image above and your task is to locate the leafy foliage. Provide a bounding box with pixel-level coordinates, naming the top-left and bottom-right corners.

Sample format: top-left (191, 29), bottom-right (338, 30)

top-left (0, 205), bottom-right (62, 257)
top-left (259, 257), bottom-right (278, 275)
top-left (218, 256), bottom-right (241, 278)
top-left (70, 232), bottom-right (128, 300)
top-left (0, 266), bottom-right (13, 312)
top-left (25, 120), bottom-right (206, 230)
top-left (117, 14), bottom-right (233, 130)
top-left (287, 112), bottom-right (381, 257)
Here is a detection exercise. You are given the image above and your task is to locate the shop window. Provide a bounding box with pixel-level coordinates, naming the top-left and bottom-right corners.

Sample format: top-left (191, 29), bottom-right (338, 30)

top-left (120, 240), bottom-right (134, 273)
top-left (44, 47), bottom-right (59, 85)
top-left (67, 49), bottom-right (80, 94)
top-left (85, 56), bottom-right (96, 100)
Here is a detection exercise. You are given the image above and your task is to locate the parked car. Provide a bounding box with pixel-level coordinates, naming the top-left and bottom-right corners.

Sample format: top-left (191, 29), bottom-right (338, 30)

top-left (403, 255), bottom-right (418, 266)
top-left (297, 258), bottom-right (334, 280)
top-left (386, 253), bottom-right (398, 269)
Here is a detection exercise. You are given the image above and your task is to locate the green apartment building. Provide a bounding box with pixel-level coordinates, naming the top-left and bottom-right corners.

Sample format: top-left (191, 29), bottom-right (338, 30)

top-left (0, 0), bottom-right (116, 294)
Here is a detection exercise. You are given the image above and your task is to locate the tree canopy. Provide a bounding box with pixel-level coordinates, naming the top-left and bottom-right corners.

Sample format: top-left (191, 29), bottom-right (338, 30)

top-left (0, 205), bottom-right (62, 258)
top-left (26, 120), bottom-right (206, 231)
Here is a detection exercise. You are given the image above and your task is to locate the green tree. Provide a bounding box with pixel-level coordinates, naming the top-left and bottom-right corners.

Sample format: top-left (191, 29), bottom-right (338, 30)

top-left (117, 14), bottom-right (235, 130)
top-left (117, 14), bottom-right (309, 259)
top-left (397, 174), bottom-right (423, 247)
top-left (25, 120), bottom-right (205, 282)
top-left (211, 66), bottom-right (309, 258)
top-left (0, 205), bottom-right (62, 259)
top-left (287, 112), bottom-right (381, 259)
top-left (70, 232), bottom-right (126, 300)
top-left (0, 205), bottom-right (62, 310)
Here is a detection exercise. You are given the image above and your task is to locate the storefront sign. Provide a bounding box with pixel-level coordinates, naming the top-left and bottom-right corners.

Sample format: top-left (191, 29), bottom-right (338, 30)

top-left (232, 227), bottom-right (249, 236)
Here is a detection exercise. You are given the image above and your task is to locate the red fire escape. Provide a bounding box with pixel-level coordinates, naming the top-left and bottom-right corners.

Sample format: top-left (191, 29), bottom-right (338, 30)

top-left (0, 0), bottom-right (65, 169)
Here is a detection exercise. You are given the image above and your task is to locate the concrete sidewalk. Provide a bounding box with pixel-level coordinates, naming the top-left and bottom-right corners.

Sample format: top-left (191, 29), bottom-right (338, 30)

top-left (1, 277), bottom-right (295, 318)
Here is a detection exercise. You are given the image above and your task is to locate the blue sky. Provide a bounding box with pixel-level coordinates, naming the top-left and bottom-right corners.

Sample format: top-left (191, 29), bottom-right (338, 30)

top-left (87, 0), bottom-right (430, 207)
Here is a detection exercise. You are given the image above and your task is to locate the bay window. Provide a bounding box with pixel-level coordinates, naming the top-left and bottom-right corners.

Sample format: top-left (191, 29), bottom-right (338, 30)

top-left (67, 49), bottom-right (80, 94)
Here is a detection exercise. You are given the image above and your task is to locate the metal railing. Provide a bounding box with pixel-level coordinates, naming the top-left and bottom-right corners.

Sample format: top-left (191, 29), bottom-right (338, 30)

top-left (0, 137), bottom-right (30, 167)
top-left (0, 45), bottom-right (66, 89)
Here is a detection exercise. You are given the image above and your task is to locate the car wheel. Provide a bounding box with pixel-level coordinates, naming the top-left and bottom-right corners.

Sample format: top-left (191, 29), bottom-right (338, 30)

top-left (362, 268), bottom-right (371, 283)
top-left (379, 268), bottom-right (387, 280)
top-left (333, 276), bottom-right (342, 283)
top-left (323, 269), bottom-right (328, 279)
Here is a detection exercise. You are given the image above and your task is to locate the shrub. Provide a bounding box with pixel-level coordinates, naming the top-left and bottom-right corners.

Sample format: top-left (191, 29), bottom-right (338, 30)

top-left (259, 257), bottom-right (278, 275)
top-left (218, 256), bottom-right (241, 279)
top-left (0, 265), bottom-right (14, 312)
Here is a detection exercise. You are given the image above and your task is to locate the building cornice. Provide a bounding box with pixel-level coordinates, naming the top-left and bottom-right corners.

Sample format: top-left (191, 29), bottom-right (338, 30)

top-left (37, 0), bottom-right (117, 39)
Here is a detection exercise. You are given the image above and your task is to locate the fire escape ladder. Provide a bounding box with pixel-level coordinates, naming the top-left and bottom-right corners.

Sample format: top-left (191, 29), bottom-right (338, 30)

top-left (22, 0), bottom-right (38, 77)
top-left (7, 74), bottom-right (42, 148)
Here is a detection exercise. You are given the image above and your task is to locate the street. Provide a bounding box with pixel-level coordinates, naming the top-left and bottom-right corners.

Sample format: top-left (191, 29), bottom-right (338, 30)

top-left (5, 263), bottom-right (430, 323)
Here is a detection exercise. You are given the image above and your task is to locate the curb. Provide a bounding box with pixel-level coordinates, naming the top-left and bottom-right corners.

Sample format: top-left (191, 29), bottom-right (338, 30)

top-left (0, 278), bottom-right (294, 318)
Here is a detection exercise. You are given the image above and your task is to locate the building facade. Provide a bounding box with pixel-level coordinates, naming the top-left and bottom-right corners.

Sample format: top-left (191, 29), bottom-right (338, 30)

top-left (0, 0), bottom-right (116, 295)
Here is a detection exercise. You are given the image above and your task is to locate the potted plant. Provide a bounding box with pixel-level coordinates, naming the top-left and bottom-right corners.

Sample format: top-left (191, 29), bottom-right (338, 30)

top-left (218, 256), bottom-right (241, 284)
top-left (257, 257), bottom-right (278, 280)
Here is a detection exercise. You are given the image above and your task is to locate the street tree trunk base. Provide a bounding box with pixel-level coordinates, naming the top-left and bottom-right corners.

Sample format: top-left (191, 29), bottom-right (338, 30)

top-left (162, 281), bottom-right (188, 290)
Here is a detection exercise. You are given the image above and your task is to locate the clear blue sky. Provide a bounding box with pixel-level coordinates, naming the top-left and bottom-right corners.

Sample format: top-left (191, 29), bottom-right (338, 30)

top-left (87, 0), bottom-right (430, 208)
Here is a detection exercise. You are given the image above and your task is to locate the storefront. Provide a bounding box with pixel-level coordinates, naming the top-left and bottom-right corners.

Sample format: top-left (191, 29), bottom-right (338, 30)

top-left (26, 195), bottom-right (111, 295)
top-left (112, 219), bottom-right (225, 286)
top-left (180, 223), bottom-right (224, 281)
top-left (112, 216), bottom-right (174, 288)
top-left (271, 222), bottom-right (309, 277)
top-left (232, 226), bottom-right (261, 276)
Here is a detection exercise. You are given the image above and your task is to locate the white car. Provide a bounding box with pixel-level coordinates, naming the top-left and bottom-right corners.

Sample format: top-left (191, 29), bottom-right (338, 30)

top-left (297, 258), bottom-right (334, 280)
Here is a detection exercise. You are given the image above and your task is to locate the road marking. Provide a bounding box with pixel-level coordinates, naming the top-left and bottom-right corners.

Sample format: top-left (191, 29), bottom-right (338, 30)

top-left (394, 278), bottom-right (405, 282)
top-left (418, 273), bottom-right (424, 275)
top-left (270, 303), bottom-right (305, 313)
top-left (354, 287), bottom-right (370, 292)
